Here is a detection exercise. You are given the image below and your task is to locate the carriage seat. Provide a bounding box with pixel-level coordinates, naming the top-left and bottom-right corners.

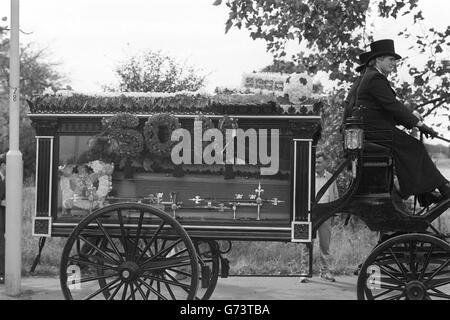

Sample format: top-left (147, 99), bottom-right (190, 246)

top-left (355, 140), bottom-right (394, 194)
top-left (362, 141), bottom-right (393, 167)
top-left (363, 142), bottom-right (390, 154)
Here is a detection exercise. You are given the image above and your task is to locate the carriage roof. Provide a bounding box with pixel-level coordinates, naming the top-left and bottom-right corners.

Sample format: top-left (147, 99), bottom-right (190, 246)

top-left (26, 90), bottom-right (324, 117)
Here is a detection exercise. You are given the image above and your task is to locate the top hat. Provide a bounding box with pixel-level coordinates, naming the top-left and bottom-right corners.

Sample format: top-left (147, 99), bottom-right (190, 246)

top-left (367, 39), bottom-right (402, 62)
top-left (355, 51), bottom-right (372, 72)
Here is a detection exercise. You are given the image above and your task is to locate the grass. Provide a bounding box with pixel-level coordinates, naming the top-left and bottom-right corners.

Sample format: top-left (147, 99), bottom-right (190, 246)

top-left (224, 220), bottom-right (379, 276)
top-left (22, 184), bottom-right (65, 276)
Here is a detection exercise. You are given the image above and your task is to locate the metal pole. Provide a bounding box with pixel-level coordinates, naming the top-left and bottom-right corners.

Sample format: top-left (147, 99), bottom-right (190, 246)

top-left (6, 0), bottom-right (23, 296)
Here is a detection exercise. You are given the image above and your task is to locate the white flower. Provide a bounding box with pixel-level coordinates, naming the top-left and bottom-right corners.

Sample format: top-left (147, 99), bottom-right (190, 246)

top-left (43, 87), bottom-right (55, 95)
top-left (88, 160), bottom-right (104, 174)
top-left (283, 73), bottom-right (313, 102)
top-left (96, 175), bottom-right (112, 198)
top-left (55, 89), bottom-right (74, 97)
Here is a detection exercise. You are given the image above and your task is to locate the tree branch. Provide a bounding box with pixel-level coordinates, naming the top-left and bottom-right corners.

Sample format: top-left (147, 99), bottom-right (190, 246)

top-left (413, 96), bottom-right (447, 111)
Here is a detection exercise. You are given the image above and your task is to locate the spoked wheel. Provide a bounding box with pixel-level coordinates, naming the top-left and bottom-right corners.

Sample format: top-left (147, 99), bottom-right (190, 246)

top-left (194, 240), bottom-right (220, 300)
top-left (60, 202), bottom-right (199, 300)
top-left (357, 233), bottom-right (450, 300)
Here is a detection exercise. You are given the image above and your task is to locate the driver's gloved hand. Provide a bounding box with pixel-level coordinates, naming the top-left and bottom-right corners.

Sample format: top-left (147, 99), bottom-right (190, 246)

top-left (418, 124), bottom-right (438, 139)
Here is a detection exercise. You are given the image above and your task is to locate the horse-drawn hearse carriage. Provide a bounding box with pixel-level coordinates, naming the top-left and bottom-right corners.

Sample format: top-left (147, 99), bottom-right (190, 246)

top-left (28, 90), bottom-right (450, 300)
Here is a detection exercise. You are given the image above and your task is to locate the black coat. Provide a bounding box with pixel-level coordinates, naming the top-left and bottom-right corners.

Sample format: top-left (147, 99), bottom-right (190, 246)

top-left (357, 67), bottom-right (448, 197)
top-left (358, 67), bottom-right (418, 129)
top-left (343, 75), bottom-right (362, 123)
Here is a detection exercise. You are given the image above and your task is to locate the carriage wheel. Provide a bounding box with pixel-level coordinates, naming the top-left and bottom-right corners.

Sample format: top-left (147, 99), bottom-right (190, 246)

top-left (60, 202), bottom-right (199, 300)
top-left (357, 233), bottom-right (450, 300)
top-left (194, 240), bottom-right (220, 300)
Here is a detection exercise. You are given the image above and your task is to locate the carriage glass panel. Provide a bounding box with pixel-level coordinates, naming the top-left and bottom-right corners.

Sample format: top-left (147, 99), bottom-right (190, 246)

top-left (56, 129), bottom-right (291, 223)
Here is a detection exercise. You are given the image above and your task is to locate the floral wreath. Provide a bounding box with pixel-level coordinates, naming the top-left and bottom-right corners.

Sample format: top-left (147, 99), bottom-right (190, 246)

top-left (109, 129), bottom-right (144, 158)
top-left (102, 112), bottom-right (140, 129)
top-left (101, 113), bottom-right (144, 160)
top-left (193, 114), bottom-right (215, 148)
top-left (194, 114), bottom-right (214, 131)
top-left (218, 115), bottom-right (238, 132)
top-left (143, 113), bottom-right (181, 156)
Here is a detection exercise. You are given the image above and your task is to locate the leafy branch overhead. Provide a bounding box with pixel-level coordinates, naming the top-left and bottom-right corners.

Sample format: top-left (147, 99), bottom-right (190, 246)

top-left (215, 0), bottom-right (450, 128)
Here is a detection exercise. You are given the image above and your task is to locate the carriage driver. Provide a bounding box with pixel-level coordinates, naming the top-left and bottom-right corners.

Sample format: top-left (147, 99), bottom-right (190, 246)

top-left (356, 39), bottom-right (450, 203)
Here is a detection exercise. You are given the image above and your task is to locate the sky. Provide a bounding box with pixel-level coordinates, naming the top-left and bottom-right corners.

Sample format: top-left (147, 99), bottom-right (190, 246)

top-left (1, 0), bottom-right (275, 92)
top-left (1, 0), bottom-right (449, 137)
top-left (0, 0), bottom-right (447, 92)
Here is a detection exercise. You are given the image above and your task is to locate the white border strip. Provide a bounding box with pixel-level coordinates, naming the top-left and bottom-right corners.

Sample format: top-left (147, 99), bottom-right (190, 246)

top-left (293, 140), bottom-right (297, 221)
top-left (32, 217), bottom-right (52, 237)
top-left (28, 113), bottom-right (321, 120)
top-left (34, 137), bottom-right (39, 220)
top-left (48, 137), bottom-right (54, 217)
top-left (291, 221), bottom-right (312, 243)
top-left (33, 137), bottom-right (54, 237)
top-left (52, 222), bottom-right (291, 231)
top-left (291, 140), bottom-right (312, 224)
top-left (308, 140), bottom-right (312, 221)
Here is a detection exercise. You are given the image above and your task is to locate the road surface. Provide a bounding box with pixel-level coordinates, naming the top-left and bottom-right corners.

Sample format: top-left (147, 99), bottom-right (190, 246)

top-left (0, 275), bottom-right (357, 300)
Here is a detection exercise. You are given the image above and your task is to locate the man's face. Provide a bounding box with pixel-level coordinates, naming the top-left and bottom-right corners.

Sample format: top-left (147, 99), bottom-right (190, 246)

top-left (377, 56), bottom-right (397, 74)
top-left (316, 156), bottom-right (326, 174)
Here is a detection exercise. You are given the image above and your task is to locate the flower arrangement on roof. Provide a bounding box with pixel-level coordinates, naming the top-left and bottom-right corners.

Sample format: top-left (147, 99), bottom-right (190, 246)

top-left (29, 87), bottom-right (324, 117)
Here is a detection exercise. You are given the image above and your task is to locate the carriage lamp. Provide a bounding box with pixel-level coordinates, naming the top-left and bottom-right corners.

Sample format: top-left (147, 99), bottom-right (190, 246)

top-left (344, 115), bottom-right (364, 178)
top-left (344, 117), bottom-right (363, 150)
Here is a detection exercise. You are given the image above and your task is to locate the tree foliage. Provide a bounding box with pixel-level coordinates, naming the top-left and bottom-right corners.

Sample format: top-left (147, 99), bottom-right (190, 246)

top-left (260, 59), bottom-right (346, 185)
top-left (215, 0), bottom-right (450, 126)
top-left (0, 20), bottom-right (66, 178)
top-left (110, 50), bottom-right (207, 93)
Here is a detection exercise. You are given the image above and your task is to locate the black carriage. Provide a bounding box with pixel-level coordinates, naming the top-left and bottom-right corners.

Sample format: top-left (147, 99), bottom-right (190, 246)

top-left (28, 91), bottom-right (450, 300)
